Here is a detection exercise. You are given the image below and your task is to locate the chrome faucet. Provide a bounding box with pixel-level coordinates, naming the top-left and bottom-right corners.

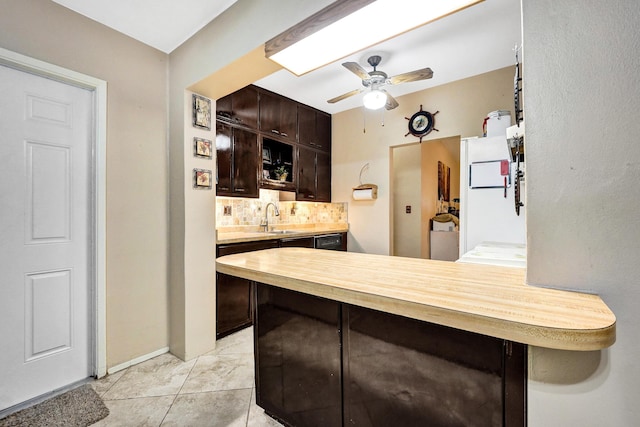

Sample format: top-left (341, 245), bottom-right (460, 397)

top-left (261, 202), bottom-right (280, 232)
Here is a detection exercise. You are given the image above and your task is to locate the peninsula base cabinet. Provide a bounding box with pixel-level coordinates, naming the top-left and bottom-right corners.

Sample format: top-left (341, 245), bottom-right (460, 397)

top-left (255, 286), bottom-right (342, 426)
top-left (254, 284), bottom-right (527, 427)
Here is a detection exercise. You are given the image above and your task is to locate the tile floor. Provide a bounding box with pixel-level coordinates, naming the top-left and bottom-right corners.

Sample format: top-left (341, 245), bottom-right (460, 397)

top-left (91, 327), bottom-right (282, 426)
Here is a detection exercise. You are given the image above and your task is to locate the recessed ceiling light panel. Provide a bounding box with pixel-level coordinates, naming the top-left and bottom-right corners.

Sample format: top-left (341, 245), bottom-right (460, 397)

top-left (266, 0), bottom-right (483, 76)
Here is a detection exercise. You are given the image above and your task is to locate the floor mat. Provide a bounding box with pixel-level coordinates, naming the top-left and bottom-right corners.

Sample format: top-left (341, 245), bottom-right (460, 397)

top-left (0, 384), bottom-right (109, 427)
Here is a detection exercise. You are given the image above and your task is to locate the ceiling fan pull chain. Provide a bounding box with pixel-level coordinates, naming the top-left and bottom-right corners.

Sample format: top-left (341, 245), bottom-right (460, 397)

top-left (363, 109), bottom-right (366, 133)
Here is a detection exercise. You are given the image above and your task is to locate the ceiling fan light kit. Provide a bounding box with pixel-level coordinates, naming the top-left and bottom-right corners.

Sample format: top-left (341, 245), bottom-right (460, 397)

top-left (328, 53), bottom-right (432, 111)
top-left (265, 0), bottom-right (484, 76)
top-left (363, 89), bottom-right (387, 110)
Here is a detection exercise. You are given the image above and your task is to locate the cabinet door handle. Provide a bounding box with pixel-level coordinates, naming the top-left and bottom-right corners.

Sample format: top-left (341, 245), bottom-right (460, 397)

top-left (280, 132), bottom-right (288, 137)
top-left (236, 188), bottom-right (246, 192)
top-left (219, 186), bottom-right (230, 191)
top-left (271, 129), bottom-right (280, 135)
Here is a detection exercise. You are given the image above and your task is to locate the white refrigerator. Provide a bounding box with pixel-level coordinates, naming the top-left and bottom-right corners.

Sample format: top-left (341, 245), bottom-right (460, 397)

top-left (458, 136), bottom-right (526, 264)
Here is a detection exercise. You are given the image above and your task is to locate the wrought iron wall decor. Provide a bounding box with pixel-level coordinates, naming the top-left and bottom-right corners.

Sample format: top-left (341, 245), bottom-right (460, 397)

top-left (512, 46), bottom-right (525, 215)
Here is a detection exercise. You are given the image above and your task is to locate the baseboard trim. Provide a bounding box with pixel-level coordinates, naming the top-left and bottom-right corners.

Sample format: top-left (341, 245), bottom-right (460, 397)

top-left (107, 347), bottom-right (169, 375)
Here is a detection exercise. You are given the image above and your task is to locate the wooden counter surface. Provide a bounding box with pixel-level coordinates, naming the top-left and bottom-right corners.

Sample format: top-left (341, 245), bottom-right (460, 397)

top-left (216, 248), bottom-right (616, 351)
top-left (217, 225), bottom-right (348, 245)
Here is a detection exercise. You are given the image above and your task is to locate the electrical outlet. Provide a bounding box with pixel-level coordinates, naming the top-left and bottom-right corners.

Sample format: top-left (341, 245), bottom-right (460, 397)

top-left (406, 205), bottom-right (412, 214)
top-left (223, 206), bottom-right (232, 216)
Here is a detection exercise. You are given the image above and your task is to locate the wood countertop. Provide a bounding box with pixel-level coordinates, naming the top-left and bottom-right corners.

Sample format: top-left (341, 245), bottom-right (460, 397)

top-left (216, 225), bottom-right (348, 245)
top-left (216, 248), bottom-right (616, 351)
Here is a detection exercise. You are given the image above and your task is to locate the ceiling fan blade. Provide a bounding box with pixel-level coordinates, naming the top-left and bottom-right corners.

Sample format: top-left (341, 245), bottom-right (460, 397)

top-left (384, 91), bottom-right (399, 110)
top-left (327, 88), bottom-right (364, 104)
top-left (388, 67), bottom-right (434, 85)
top-left (342, 62), bottom-right (370, 80)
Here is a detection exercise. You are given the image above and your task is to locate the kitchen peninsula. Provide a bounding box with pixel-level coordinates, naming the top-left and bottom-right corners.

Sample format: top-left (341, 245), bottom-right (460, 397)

top-left (215, 225), bottom-right (349, 338)
top-left (216, 248), bottom-right (616, 426)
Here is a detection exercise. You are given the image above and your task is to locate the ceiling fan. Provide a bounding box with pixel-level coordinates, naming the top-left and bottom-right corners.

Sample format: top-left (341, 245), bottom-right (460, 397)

top-left (327, 55), bottom-right (433, 110)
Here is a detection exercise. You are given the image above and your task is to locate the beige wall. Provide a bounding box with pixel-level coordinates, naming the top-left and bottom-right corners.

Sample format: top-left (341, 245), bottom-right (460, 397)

top-left (0, 0), bottom-right (169, 367)
top-left (523, 0), bottom-right (640, 424)
top-left (167, 0), bottom-right (334, 360)
top-left (391, 144), bottom-right (422, 258)
top-left (390, 137), bottom-right (461, 259)
top-left (333, 66), bottom-right (513, 255)
top-left (420, 137), bottom-right (460, 259)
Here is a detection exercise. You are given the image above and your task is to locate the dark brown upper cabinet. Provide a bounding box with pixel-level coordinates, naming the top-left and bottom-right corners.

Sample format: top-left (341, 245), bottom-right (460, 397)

top-left (316, 151), bottom-right (331, 202)
top-left (216, 121), bottom-right (232, 194)
top-left (259, 90), bottom-right (297, 142)
top-left (216, 85), bottom-right (259, 129)
top-left (296, 145), bottom-right (315, 201)
top-left (261, 137), bottom-right (295, 192)
top-left (216, 85), bottom-right (332, 199)
top-left (216, 121), bottom-right (260, 198)
top-left (297, 146), bottom-right (331, 202)
top-left (298, 105), bottom-right (331, 153)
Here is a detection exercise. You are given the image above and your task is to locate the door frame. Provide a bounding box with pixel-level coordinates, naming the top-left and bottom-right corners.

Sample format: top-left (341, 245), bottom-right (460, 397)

top-left (0, 47), bottom-right (107, 378)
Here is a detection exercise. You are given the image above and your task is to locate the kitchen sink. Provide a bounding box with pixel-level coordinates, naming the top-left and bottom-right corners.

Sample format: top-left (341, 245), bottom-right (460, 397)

top-left (267, 230), bottom-right (298, 235)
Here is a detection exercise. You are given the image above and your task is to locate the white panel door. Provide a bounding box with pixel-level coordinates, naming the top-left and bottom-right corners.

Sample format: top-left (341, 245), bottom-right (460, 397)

top-left (0, 64), bottom-right (94, 411)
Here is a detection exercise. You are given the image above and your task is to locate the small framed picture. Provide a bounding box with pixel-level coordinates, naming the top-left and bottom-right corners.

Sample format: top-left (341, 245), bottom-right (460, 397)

top-left (262, 169), bottom-right (270, 179)
top-left (262, 147), bottom-right (272, 164)
top-left (192, 94), bottom-right (211, 130)
top-left (193, 168), bottom-right (213, 189)
top-left (194, 137), bottom-right (213, 159)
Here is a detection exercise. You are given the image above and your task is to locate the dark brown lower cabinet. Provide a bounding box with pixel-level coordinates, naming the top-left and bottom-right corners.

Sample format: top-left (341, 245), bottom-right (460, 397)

top-left (216, 272), bottom-right (253, 339)
top-left (254, 284), bottom-right (527, 427)
top-left (216, 240), bottom-right (278, 339)
top-left (255, 286), bottom-right (342, 427)
top-left (343, 306), bottom-right (527, 427)
top-left (278, 236), bottom-right (315, 248)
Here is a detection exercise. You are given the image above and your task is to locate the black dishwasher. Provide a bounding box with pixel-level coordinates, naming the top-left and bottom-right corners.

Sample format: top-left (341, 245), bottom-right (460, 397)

top-left (314, 233), bottom-right (346, 251)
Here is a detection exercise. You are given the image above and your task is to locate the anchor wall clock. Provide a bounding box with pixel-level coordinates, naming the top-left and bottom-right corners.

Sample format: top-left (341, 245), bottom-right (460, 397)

top-left (405, 105), bottom-right (438, 143)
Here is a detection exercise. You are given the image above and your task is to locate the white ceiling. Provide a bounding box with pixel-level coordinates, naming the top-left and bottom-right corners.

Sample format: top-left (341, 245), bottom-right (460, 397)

top-left (256, 0), bottom-right (522, 114)
top-left (51, 0), bottom-right (521, 114)
top-left (51, 0), bottom-right (239, 53)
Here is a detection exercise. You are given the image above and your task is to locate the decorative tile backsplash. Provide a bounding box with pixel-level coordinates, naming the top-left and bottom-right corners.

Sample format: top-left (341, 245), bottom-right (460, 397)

top-left (216, 189), bottom-right (348, 228)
